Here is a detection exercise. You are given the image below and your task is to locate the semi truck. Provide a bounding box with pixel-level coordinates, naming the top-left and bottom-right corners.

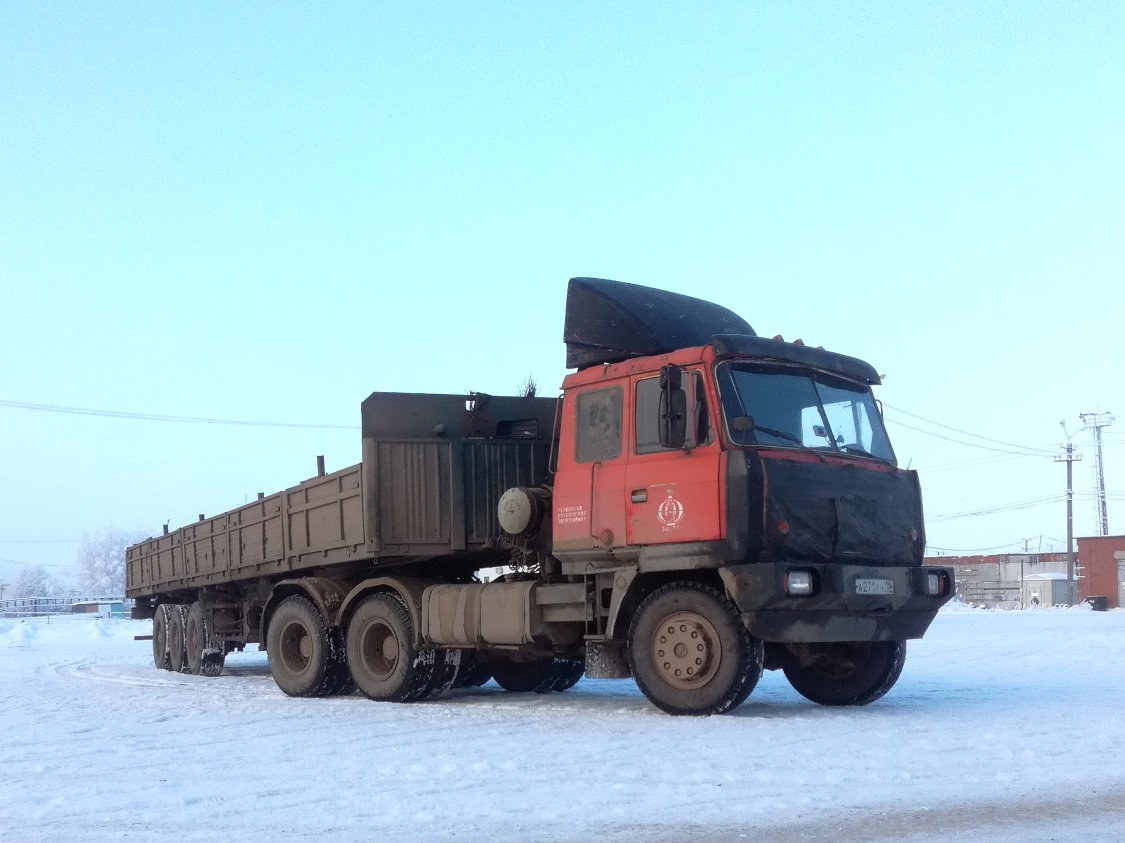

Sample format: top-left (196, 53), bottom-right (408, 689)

top-left (126, 277), bottom-right (953, 715)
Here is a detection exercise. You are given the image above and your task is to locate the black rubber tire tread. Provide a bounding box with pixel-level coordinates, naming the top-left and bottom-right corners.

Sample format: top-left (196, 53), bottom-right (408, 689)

top-left (628, 582), bottom-right (763, 716)
top-left (551, 658), bottom-right (585, 692)
top-left (783, 640), bottom-right (907, 706)
top-left (185, 603), bottom-right (207, 676)
top-left (491, 657), bottom-right (556, 693)
top-left (451, 651), bottom-right (492, 689)
top-left (419, 649), bottom-right (462, 700)
top-left (346, 592), bottom-right (436, 703)
top-left (200, 649), bottom-right (226, 678)
top-left (266, 595), bottom-right (334, 697)
top-left (321, 627), bottom-right (356, 696)
top-left (152, 605), bottom-right (172, 671)
top-left (167, 605), bottom-right (189, 674)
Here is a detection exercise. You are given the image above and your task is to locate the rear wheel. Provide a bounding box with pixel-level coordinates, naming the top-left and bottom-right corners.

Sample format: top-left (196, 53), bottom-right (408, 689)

top-left (628, 582), bottom-right (763, 716)
top-left (152, 605), bottom-right (171, 670)
top-left (185, 603), bottom-right (207, 676)
top-left (167, 606), bottom-right (188, 673)
top-left (783, 640), bottom-right (906, 706)
top-left (346, 593), bottom-right (436, 702)
top-left (266, 595), bottom-right (334, 697)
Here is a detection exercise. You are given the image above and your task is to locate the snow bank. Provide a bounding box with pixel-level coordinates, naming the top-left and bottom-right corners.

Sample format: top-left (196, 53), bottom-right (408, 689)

top-left (1, 611), bottom-right (1123, 842)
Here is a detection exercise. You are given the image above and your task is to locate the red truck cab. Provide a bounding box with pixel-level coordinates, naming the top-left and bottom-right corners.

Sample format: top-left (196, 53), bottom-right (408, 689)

top-left (547, 278), bottom-right (952, 713)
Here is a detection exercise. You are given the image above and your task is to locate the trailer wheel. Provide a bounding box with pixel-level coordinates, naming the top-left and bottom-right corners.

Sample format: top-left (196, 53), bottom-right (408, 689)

top-left (167, 606), bottom-right (189, 673)
top-left (152, 605), bottom-right (172, 670)
top-left (346, 593), bottom-right (435, 703)
top-left (628, 582), bottom-right (763, 716)
top-left (200, 648), bottom-right (226, 678)
top-left (491, 657), bottom-right (556, 693)
top-left (266, 595), bottom-right (333, 697)
top-left (185, 603), bottom-right (208, 676)
top-left (782, 640), bottom-right (906, 706)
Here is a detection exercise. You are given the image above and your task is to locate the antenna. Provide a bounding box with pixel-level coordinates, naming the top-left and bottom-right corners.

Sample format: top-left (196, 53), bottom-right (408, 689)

top-left (1079, 412), bottom-right (1115, 536)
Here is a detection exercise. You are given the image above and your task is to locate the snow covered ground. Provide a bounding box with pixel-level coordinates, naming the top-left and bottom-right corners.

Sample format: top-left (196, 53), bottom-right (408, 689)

top-left (2, 605), bottom-right (1123, 842)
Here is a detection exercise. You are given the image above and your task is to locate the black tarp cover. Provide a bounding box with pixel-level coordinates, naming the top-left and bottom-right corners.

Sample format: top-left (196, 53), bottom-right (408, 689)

top-left (564, 277), bottom-right (756, 369)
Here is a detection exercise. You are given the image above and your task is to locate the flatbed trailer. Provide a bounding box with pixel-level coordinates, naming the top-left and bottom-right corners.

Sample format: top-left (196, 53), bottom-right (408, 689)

top-left (128, 278), bottom-right (953, 714)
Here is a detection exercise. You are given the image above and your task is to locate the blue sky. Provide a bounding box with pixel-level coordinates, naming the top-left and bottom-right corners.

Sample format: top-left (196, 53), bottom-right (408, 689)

top-left (1, 2), bottom-right (1121, 584)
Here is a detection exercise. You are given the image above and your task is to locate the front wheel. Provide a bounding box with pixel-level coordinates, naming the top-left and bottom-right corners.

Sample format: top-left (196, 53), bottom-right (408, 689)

top-left (782, 640), bottom-right (906, 706)
top-left (628, 582), bottom-right (763, 716)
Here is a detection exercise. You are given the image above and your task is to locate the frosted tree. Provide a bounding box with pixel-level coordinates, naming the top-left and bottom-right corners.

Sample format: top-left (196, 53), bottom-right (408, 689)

top-left (10, 565), bottom-right (65, 599)
top-left (76, 526), bottom-right (147, 596)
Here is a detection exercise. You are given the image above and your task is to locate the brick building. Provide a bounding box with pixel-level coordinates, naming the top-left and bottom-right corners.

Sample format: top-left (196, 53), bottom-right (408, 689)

top-left (1075, 535), bottom-right (1125, 609)
top-left (923, 552), bottom-right (1070, 609)
top-left (926, 540), bottom-right (1124, 609)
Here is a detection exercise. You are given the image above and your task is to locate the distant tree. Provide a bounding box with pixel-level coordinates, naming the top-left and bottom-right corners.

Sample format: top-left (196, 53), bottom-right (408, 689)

top-left (11, 565), bottom-right (65, 599)
top-left (76, 526), bottom-right (146, 597)
top-left (519, 375), bottom-right (538, 398)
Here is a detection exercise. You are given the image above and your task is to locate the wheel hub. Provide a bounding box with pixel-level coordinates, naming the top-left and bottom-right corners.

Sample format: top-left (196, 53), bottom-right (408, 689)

top-left (651, 610), bottom-right (721, 690)
top-left (361, 621), bottom-right (399, 680)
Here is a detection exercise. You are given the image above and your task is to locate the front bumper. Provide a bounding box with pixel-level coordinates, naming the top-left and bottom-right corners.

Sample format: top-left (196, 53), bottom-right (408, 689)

top-left (719, 562), bottom-right (954, 643)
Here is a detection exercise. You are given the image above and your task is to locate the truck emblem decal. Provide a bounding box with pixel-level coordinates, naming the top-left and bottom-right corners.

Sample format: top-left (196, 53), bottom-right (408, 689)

top-left (657, 492), bottom-right (684, 530)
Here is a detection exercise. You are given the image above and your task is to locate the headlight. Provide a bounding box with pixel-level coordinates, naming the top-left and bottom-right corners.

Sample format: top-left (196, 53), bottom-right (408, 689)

top-left (925, 571), bottom-right (948, 596)
top-left (786, 570), bottom-right (815, 596)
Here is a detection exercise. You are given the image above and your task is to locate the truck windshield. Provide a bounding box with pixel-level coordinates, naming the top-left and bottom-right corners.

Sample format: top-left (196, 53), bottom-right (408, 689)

top-left (717, 362), bottom-right (897, 464)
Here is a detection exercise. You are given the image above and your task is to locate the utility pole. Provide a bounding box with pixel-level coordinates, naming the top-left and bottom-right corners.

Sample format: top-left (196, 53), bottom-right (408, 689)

top-left (1079, 412), bottom-right (1115, 536)
top-left (1057, 421), bottom-right (1083, 606)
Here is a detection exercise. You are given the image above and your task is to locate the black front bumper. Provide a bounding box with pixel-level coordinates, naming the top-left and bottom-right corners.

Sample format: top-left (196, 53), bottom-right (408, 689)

top-left (719, 562), bottom-right (954, 643)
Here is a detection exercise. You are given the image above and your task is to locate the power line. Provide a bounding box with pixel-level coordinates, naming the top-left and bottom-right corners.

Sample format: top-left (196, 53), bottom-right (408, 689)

top-left (0, 399), bottom-right (359, 430)
top-left (0, 539), bottom-right (79, 545)
top-left (882, 403), bottom-right (1058, 455)
top-left (884, 417), bottom-right (1055, 457)
top-left (928, 494), bottom-right (1064, 522)
top-left (0, 557), bottom-right (77, 569)
top-left (925, 534), bottom-right (1066, 554)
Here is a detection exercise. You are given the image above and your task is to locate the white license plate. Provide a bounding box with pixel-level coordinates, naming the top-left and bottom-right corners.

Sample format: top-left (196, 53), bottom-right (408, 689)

top-left (855, 578), bottom-right (894, 595)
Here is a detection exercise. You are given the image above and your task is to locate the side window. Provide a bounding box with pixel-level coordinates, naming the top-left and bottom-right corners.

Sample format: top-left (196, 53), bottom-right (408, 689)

top-left (576, 387), bottom-right (623, 462)
top-left (692, 370), bottom-right (712, 446)
top-left (634, 377), bottom-right (665, 454)
top-left (636, 370), bottom-right (713, 454)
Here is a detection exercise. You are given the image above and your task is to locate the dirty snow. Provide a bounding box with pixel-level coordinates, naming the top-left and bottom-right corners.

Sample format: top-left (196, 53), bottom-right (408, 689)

top-left (1, 606), bottom-right (1123, 842)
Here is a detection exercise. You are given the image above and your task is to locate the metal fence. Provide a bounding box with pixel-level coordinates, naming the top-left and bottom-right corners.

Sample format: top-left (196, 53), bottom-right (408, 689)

top-left (0, 596), bottom-right (132, 619)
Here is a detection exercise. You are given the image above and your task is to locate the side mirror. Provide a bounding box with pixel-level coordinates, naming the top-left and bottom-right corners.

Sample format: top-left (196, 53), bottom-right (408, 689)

top-left (658, 365), bottom-right (687, 449)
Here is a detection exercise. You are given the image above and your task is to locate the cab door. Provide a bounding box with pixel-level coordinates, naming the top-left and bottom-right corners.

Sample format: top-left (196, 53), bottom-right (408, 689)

top-left (550, 384), bottom-right (628, 553)
top-left (625, 370), bottom-right (723, 546)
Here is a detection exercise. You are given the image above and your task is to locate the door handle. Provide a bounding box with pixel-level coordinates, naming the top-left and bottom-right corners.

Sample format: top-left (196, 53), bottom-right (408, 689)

top-left (631, 489), bottom-right (648, 503)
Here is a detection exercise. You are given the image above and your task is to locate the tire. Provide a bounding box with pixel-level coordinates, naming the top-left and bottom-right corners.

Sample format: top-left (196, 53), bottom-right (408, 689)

top-left (452, 651), bottom-right (492, 689)
top-left (320, 627), bottom-right (356, 696)
top-left (185, 603), bottom-right (207, 676)
top-left (266, 595), bottom-right (334, 697)
top-left (200, 648), bottom-right (226, 678)
top-left (628, 582), bottom-right (763, 716)
top-left (152, 605), bottom-right (172, 671)
top-left (491, 657), bottom-right (557, 693)
top-left (782, 640), bottom-right (906, 706)
top-left (422, 649), bottom-right (462, 700)
top-left (167, 605), bottom-right (189, 674)
top-left (551, 658), bottom-right (585, 692)
top-left (346, 593), bottom-right (436, 703)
